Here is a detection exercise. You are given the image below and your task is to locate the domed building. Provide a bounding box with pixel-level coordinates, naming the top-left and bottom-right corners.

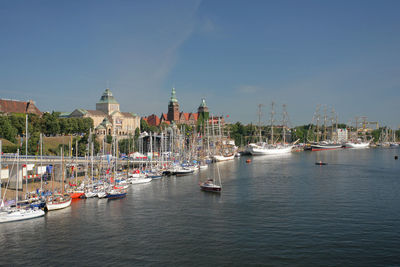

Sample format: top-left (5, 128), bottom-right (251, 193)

top-left (69, 88), bottom-right (140, 139)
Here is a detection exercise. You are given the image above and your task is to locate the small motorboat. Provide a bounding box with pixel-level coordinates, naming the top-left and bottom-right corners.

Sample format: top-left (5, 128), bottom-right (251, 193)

top-left (315, 161), bottom-right (327, 165)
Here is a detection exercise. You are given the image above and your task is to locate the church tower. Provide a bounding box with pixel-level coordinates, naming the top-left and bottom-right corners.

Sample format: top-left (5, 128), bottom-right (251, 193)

top-left (167, 87), bottom-right (180, 122)
top-left (197, 98), bottom-right (209, 127)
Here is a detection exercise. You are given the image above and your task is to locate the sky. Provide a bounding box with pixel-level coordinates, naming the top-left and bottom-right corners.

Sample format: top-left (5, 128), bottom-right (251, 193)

top-left (1, 0), bottom-right (399, 128)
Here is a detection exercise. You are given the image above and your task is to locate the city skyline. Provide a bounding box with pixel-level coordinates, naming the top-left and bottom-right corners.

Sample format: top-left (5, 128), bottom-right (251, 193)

top-left (1, 0), bottom-right (399, 128)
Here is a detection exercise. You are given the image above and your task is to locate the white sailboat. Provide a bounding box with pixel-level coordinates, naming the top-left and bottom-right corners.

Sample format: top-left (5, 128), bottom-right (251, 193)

top-left (249, 143), bottom-right (293, 155)
top-left (0, 146), bottom-right (44, 223)
top-left (45, 148), bottom-right (71, 211)
top-left (249, 103), bottom-right (294, 156)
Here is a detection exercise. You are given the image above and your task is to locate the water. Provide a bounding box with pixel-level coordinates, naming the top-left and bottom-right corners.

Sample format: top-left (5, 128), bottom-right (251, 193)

top-left (1, 148), bottom-right (400, 266)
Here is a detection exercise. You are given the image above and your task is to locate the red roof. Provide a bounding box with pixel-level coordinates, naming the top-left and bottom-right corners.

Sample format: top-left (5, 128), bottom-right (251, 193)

top-left (0, 99), bottom-right (42, 116)
top-left (181, 112), bottom-right (190, 121)
top-left (160, 113), bottom-right (168, 120)
top-left (147, 114), bottom-right (160, 126)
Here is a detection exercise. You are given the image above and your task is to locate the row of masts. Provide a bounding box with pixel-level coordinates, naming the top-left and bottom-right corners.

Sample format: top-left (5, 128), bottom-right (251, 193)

top-left (307, 105), bottom-right (339, 143)
top-left (256, 102), bottom-right (291, 144)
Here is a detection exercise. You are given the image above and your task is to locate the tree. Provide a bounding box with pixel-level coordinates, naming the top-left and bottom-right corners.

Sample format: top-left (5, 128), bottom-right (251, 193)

top-left (119, 137), bottom-right (134, 155)
top-left (140, 119), bottom-right (150, 132)
top-left (105, 135), bottom-right (113, 144)
top-left (0, 117), bottom-right (18, 143)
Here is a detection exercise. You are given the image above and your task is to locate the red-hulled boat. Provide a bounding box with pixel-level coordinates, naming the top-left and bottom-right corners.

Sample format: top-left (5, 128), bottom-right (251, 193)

top-left (69, 191), bottom-right (85, 199)
top-left (199, 179), bottom-right (221, 192)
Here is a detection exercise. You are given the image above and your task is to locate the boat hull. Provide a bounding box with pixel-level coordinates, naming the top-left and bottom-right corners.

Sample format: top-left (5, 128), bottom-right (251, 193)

top-left (310, 144), bottom-right (342, 151)
top-left (70, 192), bottom-right (85, 199)
top-left (249, 145), bottom-right (292, 155)
top-left (45, 198), bottom-right (72, 211)
top-left (344, 142), bottom-right (370, 149)
top-left (213, 155), bottom-right (235, 162)
top-left (97, 192), bottom-right (107, 198)
top-left (106, 193), bottom-right (127, 200)
top-left (0, 209), bottom-right (45, 223)
top-left (129, 178), bottom-right (152, 184)
top-left (200, 185), bottom-right (221, 192)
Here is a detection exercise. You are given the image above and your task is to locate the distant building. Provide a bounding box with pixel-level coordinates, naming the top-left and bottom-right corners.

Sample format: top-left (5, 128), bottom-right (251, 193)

top-left (144, 87), bottom-right (223, 127)
top-left (69, 88), bottom-right (140, 139)
top-left (336, 128), bottom-right (348, 142)
top-left (0, 99), bottom-right (42, 116)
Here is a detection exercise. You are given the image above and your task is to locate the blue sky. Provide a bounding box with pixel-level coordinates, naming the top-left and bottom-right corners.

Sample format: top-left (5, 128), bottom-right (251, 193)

top-left (1, 0), bottom-right (399, 128)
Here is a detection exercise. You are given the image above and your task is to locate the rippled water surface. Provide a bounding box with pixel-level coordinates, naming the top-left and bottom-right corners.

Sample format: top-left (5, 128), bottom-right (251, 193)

top-left (1, 148), bottom-right (400, 266)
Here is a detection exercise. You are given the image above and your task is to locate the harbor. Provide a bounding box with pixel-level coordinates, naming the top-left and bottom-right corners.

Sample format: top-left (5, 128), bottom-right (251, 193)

top-left (1, 0), bottom-right (400, 265)
top-left (1, 147), bottom-right (399, 265)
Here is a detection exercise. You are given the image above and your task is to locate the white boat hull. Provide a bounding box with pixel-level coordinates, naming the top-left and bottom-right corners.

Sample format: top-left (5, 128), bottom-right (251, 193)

top-left (129, 178), bottom-right (152, 184)
top-left (213, 155), bottom-right (235, 162)
top-left (46, 198), bottom-right (72, 211)
top-left (97, 192), bottom-right (107, 199)
top-left (249, 145), bottom-right (293, 155)
top-left (344, 142), bottom-right (370, 149)
top-left (85, 192), bottom-right (97, 198)
top-left (0, 208), bottom-right (45, 223)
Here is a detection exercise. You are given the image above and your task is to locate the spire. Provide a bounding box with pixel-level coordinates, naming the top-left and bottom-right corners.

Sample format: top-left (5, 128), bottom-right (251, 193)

top-left (199, 98), bottom-right (207, 108)
top-left (170, 87), bottom-right (178, 103)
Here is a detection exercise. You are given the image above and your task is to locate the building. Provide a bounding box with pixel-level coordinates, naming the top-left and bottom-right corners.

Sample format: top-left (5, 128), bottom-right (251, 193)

top-left (69, 88), bottom-right (140, 139)
top-left (336, 128), bottom-right (348, 142)
top-left (0, 99), bottom-right (42, 116)
top-left (144, 87), bottom-right (223, 127)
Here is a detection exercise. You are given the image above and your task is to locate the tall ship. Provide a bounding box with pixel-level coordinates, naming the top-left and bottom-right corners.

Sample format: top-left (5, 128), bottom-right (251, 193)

top-left (343, 117), bottom-right (377, 149)
top-left (305, 105), bottom-right (342, 151)
top-left (248, 103), bottom-right (295, 155)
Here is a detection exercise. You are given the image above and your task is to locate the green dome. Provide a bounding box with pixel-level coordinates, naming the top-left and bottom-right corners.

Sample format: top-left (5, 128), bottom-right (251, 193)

top-left (98, 88), bottom-right (119, 104)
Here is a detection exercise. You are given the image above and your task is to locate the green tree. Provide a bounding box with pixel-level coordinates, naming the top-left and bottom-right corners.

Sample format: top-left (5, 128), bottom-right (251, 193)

top-left (105, 135), bottom-right (113, 144)
top-left (0, 117), bottom-right (18, 143)
top-left (140, 119), bottom-right (150, 132)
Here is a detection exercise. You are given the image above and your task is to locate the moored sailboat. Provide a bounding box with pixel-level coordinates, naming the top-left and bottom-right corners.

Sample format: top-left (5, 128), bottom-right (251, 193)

top-left (45, 148), bottom-right (71, 211)
top-left (0, 146), bottom-right (45, 223)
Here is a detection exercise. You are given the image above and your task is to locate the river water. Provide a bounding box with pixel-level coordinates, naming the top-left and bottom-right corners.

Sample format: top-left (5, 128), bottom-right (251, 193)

top-left (1, 148), bottom-right (400, 266)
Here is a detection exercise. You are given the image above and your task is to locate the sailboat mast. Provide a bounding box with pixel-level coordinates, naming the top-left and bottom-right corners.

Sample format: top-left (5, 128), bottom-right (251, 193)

top-left (0, 140), bottom-right (2, 207)
top-left (323, 105), bottom-right (327, 141)
top-left (61, 147), bottom-right (64, 195)
top-left (16, 149), bottom-right (20, 205)
top-left (316, 105), bottom-right (320, 143)
top-left (258, 104), bottom-right (263, 143)
top-left (40, 133), bottom-right (43, 192)
top-left (75, 140), bottom-right (78, 186)
top-left (270, 102), bottom-right (275, 145)
top-left (25, 114), bottom-right (28, 196)
top-left (217, 162), bottom-right (222, 189)
top-left (282, 104), bottom-right (287, 145)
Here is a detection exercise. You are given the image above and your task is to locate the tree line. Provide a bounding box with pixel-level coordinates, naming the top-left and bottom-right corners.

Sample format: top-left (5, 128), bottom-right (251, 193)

top-left (0, 112), bottom-right (93, 154)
